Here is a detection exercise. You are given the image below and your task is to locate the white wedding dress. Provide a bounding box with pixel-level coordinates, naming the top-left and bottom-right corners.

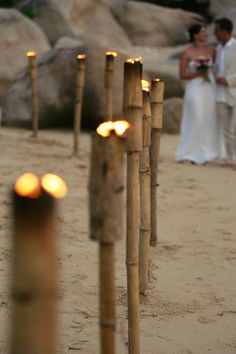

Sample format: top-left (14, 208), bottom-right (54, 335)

top-left (176, 58), bottom-right (220, 165)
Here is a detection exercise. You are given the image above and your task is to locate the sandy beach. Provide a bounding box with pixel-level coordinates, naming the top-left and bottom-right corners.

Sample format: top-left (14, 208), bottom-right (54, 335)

top-left (0, 127), bottom-right (236, 354)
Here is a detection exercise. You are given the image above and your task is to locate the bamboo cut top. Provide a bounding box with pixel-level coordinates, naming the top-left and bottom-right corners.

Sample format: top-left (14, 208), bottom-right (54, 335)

top-left (123, 60), bottom-right (143, 152)
top-left (151, 79), bottom-right (164, 103)
top-left (150, 79), bottom-right (165, 129)
top-left (90, 133), bottom-right (125, 242)
top-left (77, 54), bottom-right (86, 70)
top-left (123, 61), bottom-right (143, 110)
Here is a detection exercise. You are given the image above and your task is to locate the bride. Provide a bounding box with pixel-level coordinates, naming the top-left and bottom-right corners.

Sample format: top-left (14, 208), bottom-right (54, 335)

top-left (176, 24), bottom-right (220, 165)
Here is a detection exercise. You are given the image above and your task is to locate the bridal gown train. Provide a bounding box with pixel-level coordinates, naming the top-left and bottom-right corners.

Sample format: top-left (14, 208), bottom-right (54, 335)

top-left (176, 59), bottom-right (220, 165)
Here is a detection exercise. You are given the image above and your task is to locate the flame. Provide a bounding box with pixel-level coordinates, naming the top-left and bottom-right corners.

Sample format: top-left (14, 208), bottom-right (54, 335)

top-left (15, 173), bottom-right (41, 198)
top-left (113, 121), bottom-right (130, 136)
top-left (142, 80), bottom-right (150, 92)
top-left (96, 121), bottom-right (114, 137)
top-left (77, 54), bottom-right (86, 60)
top-left (26, 51), bottom-right (37, 57)
top-left (106, 51), bottom-right (118, 57)
top-left (153, 78), bottom-right (161, 82)
top-left (96, 121), bottom-right (130, 137)
top-left (126, 57), bottom-right (142, 64)
top-left (41, 174), bottom-right (67, 199)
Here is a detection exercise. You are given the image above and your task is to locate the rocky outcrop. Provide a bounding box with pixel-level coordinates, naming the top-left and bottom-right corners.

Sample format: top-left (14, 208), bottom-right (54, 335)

top-left (128, 45), bottom-right (186, 97)
top-left (112, 1), bottom-right (203, 47)
top-left (2, 46), bottom-right (130, 128)
top-left (0, 8), bottom-right (50, 101)
top-left (163, 97), bottom-right (183, 134)
top-left (33, 0), bottom-right (132, 49)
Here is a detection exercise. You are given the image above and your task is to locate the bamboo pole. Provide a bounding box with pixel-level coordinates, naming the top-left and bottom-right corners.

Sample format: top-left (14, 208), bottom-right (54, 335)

top-left (105, 52), bottom-right (117, 121)
top-left (10, 173), bottom-right (67, 354)
top-left (73, 54), bottom-right (86, 156)
top-left (150, 79), bottom-right (164, 247)
top-left (27, 51), bottom-right (39, 138)
top-left (139, 86), bottom-right (151, 296)
top-left (90, 124), bottom-right (127, 354)
top-left (123, 58), bottom-right (143, 354)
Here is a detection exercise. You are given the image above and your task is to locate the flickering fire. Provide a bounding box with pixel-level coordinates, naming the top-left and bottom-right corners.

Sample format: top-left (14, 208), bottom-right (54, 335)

top-left (41, 174), bottom-right (68, 199)
top-left (126, 57), bottom-right (142, 64)
top-left (106, 51), bottom-right (118, 57)
top-left (26, 51), bottom-right (37, 57)
top-left (77, 54), bottom-right (86, 60)
top-left (153, 78), bottom-right (161, 82)
top-left (15, 173), bottom-right (41, 198)
top-left (113, 121), bottom-right (130, 136)
top-left (141, 80), bottom-right (150, 92)
top-left (96, 121), bottom-right (130, 138)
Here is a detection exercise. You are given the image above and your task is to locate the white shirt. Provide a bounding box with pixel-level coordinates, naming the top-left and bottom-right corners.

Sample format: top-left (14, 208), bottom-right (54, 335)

top-left (216, 37), bottom-right (236, 103)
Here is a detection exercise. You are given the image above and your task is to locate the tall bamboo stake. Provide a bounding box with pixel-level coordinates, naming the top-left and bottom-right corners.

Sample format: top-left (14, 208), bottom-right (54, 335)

top-left (123, 58), bottom-right (143, 354)
top-left (10, 173), bottom-right (67, 354)
top-left (139, 85), bottom-right (151, 296)
top-left (90, 122), bottom-right (128, 354)
top-left (150, 79), bottom-right (164, 247)
top-left (27, 51), bottom-right (39, 138)
top-left (105, 52), bottom-right (117, 121)
top-left (73, 54), bottom-right (86, 156)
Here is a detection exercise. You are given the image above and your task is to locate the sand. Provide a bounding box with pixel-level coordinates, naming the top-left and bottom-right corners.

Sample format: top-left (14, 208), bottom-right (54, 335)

top-left (0, 127), bottom-right (236, 354)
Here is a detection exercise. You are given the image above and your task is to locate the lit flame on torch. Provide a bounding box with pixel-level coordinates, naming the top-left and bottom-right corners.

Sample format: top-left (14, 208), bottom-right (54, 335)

top-left (77, 54), bottom-right (86, 60)
top-left (126, 57), bottom-right (142, 64)
top-left (106, 51), bottom-right (118, 57)
top-left (26, 51), bottom-right (37, 57)
top-left (15, 173), bottom-right (41, 199)
top-left (141, 80), bottom-right (150, 92)
top-left (41, 174), bottom-right (68, 199)
top-left (96, 121), bottom-right (130, 138)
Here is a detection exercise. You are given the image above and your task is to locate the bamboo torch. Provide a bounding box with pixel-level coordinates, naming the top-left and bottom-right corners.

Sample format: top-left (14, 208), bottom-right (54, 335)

top-left (73, 54), bottom-right (86, 156)
top-left (90, 120), bottom-right (129, 354)
top-left (123, 58), bottom-right (143, 354)
top-left (26, 51), bottom-right (39, 137)
top-left (139, 80), bottom-right (151, 296)
top-left (10, 173), bottom-right (67, 354)
top-left (105, 52), bottom-right (117, 121)
top-left (150, 78), bottom-right (164, 247)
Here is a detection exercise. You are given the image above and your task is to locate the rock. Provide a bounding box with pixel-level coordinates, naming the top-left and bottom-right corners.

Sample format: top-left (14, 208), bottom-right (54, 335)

top-left (33, 0), bottom-right (132, 49)
top-left (163, 97), bottom-right (183, 134)
top-left (54, 37), bottom-right (84, 49)
top-left (0, 9), bottom-right (50, 102)
top-left (127, 45), bottom-right (186, 97)
top-left (209, 0), bottom-right (236, 17)
top-left (2, 46), bottom-right (131, 129)
top-left (112, 1), bottom-right (203, 47)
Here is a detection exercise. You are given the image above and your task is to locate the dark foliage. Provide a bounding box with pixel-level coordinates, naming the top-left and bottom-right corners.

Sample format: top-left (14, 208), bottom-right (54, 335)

top-left (132, 0), bottom-right (212, 22)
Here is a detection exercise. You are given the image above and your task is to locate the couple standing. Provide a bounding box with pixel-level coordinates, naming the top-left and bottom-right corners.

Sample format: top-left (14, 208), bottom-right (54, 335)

top-left (176, 18), bottom-right (236, 166)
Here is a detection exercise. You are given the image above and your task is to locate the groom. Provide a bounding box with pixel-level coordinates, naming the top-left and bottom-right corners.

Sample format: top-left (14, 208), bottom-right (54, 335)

top-left (214, 18), bottom-right (236, 165)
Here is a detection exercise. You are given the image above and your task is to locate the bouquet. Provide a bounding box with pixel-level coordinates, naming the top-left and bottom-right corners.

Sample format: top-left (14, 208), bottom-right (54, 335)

top-left (194, 56), bottom-right (212, 82)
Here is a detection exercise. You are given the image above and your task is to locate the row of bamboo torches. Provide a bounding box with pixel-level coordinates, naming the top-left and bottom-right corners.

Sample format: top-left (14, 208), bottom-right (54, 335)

top-left (10, 52), bottom-right (164, 354)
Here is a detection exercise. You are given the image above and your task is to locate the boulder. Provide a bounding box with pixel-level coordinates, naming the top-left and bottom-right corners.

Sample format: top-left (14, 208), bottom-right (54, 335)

top-left (0, 9), bottom-right (50, 102)
top-left (209, 0), bottom-right (236, 18)
top-left (163, 97), bottom-right (183, 134)
top-left (127, 45), bottom-right (186, 97)
top-left (112, 1), bottom-right (203, 47)
top-left (33, 0), bottom-right (132, 49)
top-left (54, 37), bottom-right (84, 49)
top-left (2, 46), bottom-right (131, 129)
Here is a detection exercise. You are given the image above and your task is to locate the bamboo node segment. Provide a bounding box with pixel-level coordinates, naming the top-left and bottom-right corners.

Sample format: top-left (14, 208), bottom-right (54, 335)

top-left (139, 167), bottom-right (150, 173)
top-left (125, 261), bottom-right (139, 266)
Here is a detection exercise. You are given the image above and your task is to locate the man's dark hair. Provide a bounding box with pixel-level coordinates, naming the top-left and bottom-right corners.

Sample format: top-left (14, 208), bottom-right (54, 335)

top-left (214, 18), bottom-right (233, 33)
